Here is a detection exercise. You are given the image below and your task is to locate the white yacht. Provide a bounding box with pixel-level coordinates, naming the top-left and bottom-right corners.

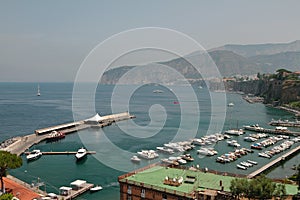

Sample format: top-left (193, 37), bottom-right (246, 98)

top-left (228, 102), bottom-right (234, 107)
top-left (227, 140), bottom-right (241, 147)
top-left (37, 84), bottom-right (41, 96)
top-left (90, 185), bottom-right (103, 192)
top-left (156, 147), bottom-right (174, 154)
top-left (26, 149), bottom-right (42, 161)
top-left (197, 148), bottom-right (214, 156)
top-left (225, 129), bottom-right (245, 136)
top-left (137, 150), bottom-right (159, 160)
top-left (75, 147), bottom-right (87, 160)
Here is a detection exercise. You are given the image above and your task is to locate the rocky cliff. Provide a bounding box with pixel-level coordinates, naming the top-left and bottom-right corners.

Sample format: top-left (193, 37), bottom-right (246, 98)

top-left (229, 79), bottom-right (300, 105)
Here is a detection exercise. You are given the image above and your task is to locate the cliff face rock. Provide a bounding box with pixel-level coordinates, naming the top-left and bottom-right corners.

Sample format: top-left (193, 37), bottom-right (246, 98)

top-left (230, 79), bottom-right (300, 105)
top-left (281, 80), bottom-right (300, 104)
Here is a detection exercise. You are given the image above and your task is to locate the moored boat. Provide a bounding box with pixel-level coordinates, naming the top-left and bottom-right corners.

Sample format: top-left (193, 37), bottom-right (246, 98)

top-left (26, 149), bottom-right (42, 161)
top-left (247, 160), bottom-right (258, 165)
top-left (46, 131), bottom-right (65, 142)
top-left (131, 155), bottom-right (141, 162)
top-left (90, 185), bottom-right (103, 192)
top-left (181, 154), bottom-right (194, 162)
top-left (237, 164), bottom-right (247, 170)
top-left (227, 140), bottom-right (241, 147)
top-left (75, 147), bottom-right (87, 160)
top-left (225, 129), bottom-right (245, 136)
top-left (156, 146), bottom-right (174, 154)
top-left (137, 150), bottom-right (159, 160)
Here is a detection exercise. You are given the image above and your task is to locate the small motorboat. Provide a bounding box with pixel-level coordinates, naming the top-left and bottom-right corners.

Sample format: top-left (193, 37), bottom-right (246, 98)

top-left (247, 160), bottom-right (258, 165)
top-left (130, 155), bottom-right (141, 162)
top-left (90, 185), bottom-right (103, 192)
top-left (26, 150), bottom-right (42, 161)
top-left (75, 147), bottom-right (87, 160)
top-left (237, 164), bottom-right (247, 170)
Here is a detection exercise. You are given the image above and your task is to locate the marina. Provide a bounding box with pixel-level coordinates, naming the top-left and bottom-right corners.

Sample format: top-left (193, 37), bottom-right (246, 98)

top-left (0, 84), bottom-right (299, 199)
top-left (247, 145), bottom-right (300, 178)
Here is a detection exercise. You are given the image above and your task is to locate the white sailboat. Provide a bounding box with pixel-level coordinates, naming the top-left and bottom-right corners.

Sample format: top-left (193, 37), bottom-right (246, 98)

top-left (37, 84), bottom-right (41, 96)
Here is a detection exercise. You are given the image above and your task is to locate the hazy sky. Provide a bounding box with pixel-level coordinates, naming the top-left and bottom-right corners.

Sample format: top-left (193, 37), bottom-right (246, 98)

top-left (1, 0), bottom-right (300, 82)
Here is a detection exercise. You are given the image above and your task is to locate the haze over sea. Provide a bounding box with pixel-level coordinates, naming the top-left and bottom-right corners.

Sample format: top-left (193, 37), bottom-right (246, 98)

top-left (0, 82), bottom-right (298, 199)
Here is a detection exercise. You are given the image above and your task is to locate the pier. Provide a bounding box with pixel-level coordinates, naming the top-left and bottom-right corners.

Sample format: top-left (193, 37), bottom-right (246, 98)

top-left (269, 119), bottom-right (300, 127)
top-left (24, 151), bottom-right (96, 155)
top-left (1, 112), bottom-right (135, 156)
top-left (247, 145), bottom-right (300, 178)
top-left (57, 180), bottom-right (94, 200)
top-left (243, 125), bottom-right (300, 136)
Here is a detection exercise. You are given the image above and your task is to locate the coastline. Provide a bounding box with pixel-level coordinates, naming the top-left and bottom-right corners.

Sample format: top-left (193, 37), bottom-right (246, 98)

top-left (276, 105), bottom-right (300, 116)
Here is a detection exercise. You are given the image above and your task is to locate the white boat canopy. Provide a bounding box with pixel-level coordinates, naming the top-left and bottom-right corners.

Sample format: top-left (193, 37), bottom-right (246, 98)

top-left (59, 186), bottom-right (72, 195)
top-left (70, 180), bottom-right (87, 188)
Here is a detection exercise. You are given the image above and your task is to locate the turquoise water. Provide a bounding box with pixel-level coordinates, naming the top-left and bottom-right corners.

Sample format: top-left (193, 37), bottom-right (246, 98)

top-left (0, 83), bottom-right (298, 199)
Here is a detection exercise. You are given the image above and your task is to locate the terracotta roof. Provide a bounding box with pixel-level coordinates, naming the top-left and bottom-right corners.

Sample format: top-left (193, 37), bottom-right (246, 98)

top-left (1, 177), bottom-right (41, 200)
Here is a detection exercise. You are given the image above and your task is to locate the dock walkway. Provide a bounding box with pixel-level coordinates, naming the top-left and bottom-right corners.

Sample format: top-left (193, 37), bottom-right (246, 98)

top-left (24, 151), bottom-right (96, 155)
top-left (244, 125), bottom-right (300, 136)
top-left (247, 145), bottom-right (300, 178)
top-left (60, 183), bottom-right (94, 200)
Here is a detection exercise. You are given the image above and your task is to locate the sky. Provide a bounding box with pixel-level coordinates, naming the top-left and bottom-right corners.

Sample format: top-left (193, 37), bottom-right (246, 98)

top-left (0, 0), bottom-right (300, 82)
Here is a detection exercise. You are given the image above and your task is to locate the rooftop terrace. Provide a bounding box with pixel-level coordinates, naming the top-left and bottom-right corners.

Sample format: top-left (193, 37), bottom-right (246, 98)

top-left (119, 165), bottom-right (299, 196)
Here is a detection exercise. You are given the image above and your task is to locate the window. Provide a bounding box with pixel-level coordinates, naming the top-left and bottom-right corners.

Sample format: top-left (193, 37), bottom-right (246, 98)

top-left (141, 189), bottom-right (145, 198)
top-left (162, 193), bottom-right (167, 200)
top-left (127, 186), bottom-right (131, 194)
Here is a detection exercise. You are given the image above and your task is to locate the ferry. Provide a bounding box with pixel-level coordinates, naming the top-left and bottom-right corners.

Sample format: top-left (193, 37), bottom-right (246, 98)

top-left (46, 131), bottom-right (65, 142)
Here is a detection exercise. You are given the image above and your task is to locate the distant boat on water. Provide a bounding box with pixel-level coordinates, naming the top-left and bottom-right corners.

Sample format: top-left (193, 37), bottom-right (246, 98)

top-left (37, 84), bottom-right (41, 96)
top-left (228, 102), bottom-right (234, 107)
top-left (153, 90), bottom-right (163, 93)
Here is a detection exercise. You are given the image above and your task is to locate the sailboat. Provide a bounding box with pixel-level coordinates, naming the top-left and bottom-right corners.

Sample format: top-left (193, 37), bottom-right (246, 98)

top-left (37, 84), bottom-right (41, 96)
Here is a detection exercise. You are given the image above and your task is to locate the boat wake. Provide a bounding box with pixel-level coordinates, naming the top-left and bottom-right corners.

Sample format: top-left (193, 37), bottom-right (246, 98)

top-left (103, 182), bottom-right (119, 188)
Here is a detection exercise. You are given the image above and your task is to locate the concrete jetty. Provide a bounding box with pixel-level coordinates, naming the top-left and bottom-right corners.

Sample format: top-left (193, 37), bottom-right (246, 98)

top-left (243, 125), bottom-right (300, 136)
top-left (247, 145), bottom-right (300, 178)
top-left (1, 112), bottom-right (135, 156)
top-left (24, 151), bottom-right (96, 155)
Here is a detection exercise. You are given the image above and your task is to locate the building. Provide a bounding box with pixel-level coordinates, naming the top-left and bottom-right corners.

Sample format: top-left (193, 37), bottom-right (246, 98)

top-left (118, 164), bottom-right (236, 200)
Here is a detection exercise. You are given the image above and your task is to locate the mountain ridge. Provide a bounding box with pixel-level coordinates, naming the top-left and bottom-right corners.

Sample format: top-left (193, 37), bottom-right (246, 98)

top-left (101, 40), bottom-right (300, 84)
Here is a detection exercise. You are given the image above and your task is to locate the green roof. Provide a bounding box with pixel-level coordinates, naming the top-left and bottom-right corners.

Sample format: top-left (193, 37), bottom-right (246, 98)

top-left (120, 165), bottom-right (299, 196)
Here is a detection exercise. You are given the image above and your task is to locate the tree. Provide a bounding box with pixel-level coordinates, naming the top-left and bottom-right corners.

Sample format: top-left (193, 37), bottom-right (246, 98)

top-left (0, 193), bottom-right (13, 200)
top-left (0, 151), bottom-right (22, 192)
top-left (230, 175), bottom-right (287, 200)
top-left (274, 183), bottom-right (287, 200)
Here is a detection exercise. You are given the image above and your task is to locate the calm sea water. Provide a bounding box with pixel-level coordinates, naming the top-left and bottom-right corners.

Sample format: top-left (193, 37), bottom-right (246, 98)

top-left (0, 82), bottom-right (298, 199)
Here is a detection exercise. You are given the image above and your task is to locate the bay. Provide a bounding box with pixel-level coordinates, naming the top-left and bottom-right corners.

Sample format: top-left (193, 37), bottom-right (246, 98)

top-left (0, 82), bottom-right (298, 199)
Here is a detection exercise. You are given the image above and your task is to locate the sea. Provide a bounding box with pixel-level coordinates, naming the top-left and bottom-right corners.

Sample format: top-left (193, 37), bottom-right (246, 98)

top-left (0, 82), bottom-right (299, 199)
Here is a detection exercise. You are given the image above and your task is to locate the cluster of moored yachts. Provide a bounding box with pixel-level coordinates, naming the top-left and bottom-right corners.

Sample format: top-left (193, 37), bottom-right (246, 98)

top-left (130, 131), bottom-right (300, 171)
